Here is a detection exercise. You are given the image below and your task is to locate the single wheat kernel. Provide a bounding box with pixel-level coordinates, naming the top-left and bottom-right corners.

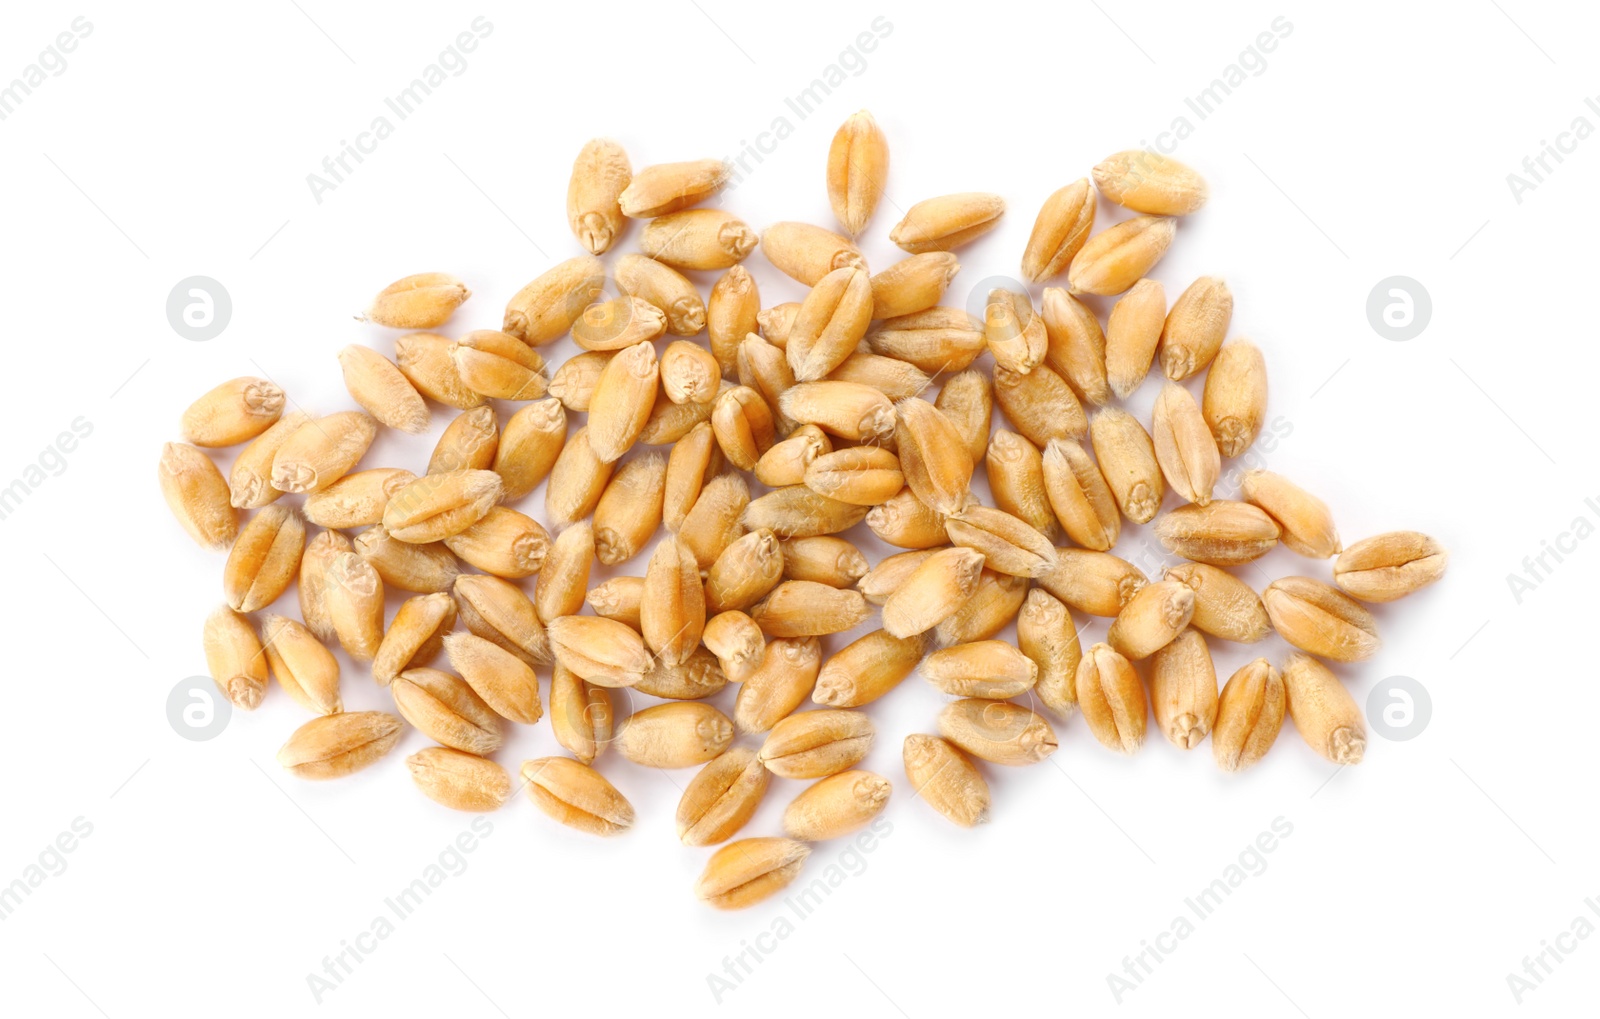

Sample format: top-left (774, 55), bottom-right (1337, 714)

top-left (635, 647), bottom-right (728, 701)
top-left (567, 138), bottom-right (631, 255)
top-left (857, 550), bottom-right (939, 605)
top-left (1212, 658), bottom-right (1285, 772)
top-left (895, 397), bottom-right (974, 516)
top-left (299, 530), bottom-right (351, 643)
top-left (642, 536), bottom-right (707, 667)
top-left (1018, 588), bottom-right (1082, 720)
top-left (992, 364), bottom-right (1089, 448)
top-left (1067, 216), bottom-right (1176, 296)
top-left (708, 265), bottom-right (760, 377)
top-left (758, 709), bottom-right (874, 779)
top-left (694, 837), bottom-right (810, 910)
top-left (428, 405), bottom-right (499, 474)
top-left (661, 339), bottom-right (722, 405)
top-left (640, 209), bottom-right (758, 271)
top-left (1092, 151), bottom-right (1208, 215)
top-left (890, 192), bottom-right (1005, 253)
top-left (1041, 437), bottom-right (1120, 551)
top-left (778, 381), bottom-right (896, 445)
top-left (870, 252), bottom-right (959, 320)
top-left (935, 370), bottom-right (993, 467)
top-left (703, 610), bottom-right (767, 683)
top-left (937, 698), bottom-right (1058, 765)
top-left (678, 748), bottom-right (771, 846)
top-left (934, 569), bottom-right (1028, 646)
top-left (779, 536), bottom-right (868, 588)
top-left (544, 427), bottom-right (614, 529)
top-left (395, 332), bottom-right (486, 410)
top-left (203, 605), bottom-right (268, 710)
top-left (828, 352), bottom-right (931, 402)
top-left (1159, 276), bottom-right (1233, 381)
top-left (181, 377), bottom-right (286, 447)
top-left (586, 576), bottom-right (645, 630)
top-left (451, 329), bottom-right (549, 401)
top-left (923, 641), bottom-right (1038, 699)
top-left (866, 307), bottom-right (986, 374)
top-left (571, 296), bottom-right (669, 352)
top-left (664, 421), bottom-right (719, 531)
top-left (1151, 382), bottom-right (1221, 506)
top-left (944, 505), bottom-right (1057, 578)
top-left (1036, 286), bottom-right (1113, 404)
top-left (757, 302), bottom-right (801, 348)
top-left (454, 574), bottom-right (550, 667)
top-left (618, 158), bottom-right (728, 218)
top-left (407, 747), bottom-right (511, 812)
top-left (827, 110), bottom-right (890, 237)
top-left (1076, 643), bottom-right (1146, 753)
top-left (502, 255), bottom-right (606, 345)
top-left (1104, 279), bottom-right (1167, 399)
top-left (302, 468), bottom-right (414, 529)
top-left (1022, 179), bottom-right (1096, 282)
top-left (533, 520), bottom-right (595, 624)
top-left (160, 442), bottom-right (238, 550)
top-left (881, 547), bottom-right (985, 637)
top-left (734, 636), bottom-right (823, 734)
top-left (986, 430), bottom-right (1056, 540)
top-left (1148, 629), bottom-right (1218, 749)
top-left (1202, 340), bottom-right (1267, 457)
top-left (325, 551), bottom-right (384, 661)
top-left (813, 629), bottom-right (925, 707)
top-left (615, 702), bottom-right (735, 769)
top-left (493, 398), bottom-right (566, 501)
top-left (592, 454), bottom-right (667, 565)
top-left (1154, 501), bottom-right (1280, 566)
top-left (1090, 407), bottom-right (1165, 524)
top-left (743, 485), bottom-right (868, 540)
top-left (546, 615), bottom-right (652, 688)
top-left (277, 712), bottom-right (402, 780)
top-left (1036, 548), bottom-right (1148, 617)
top-left (270, 411), bottom-right (377, 494)
top-left (1262, 578), bottom-right (1380, 662)
top-left (353, 525), bottom-right (461, 593)
top-left (372, 592), bottom-right (457, 685)
top-left (522, 757), bottom-right (636, 835)
top-left (1282, 653), bottom-right (1365, 765)
top-left (444, 631), bottom-right (543, 725)
top-left (984, 287), bottom-right (1047, 375)
top-left (382, 469), bottom-right (503, 544)
top-left (587, 340), bottom-right (660, 464)
top-left (444, 506), bottom-right (549, 579)
top-left (550, 664), bottom-right (614, 764)
top-left (783, 770), bottom-right (891, 841)
top-left (739, 332), bottom-right (798, 431)
top-left (222, 503), bottom-right (305, 612)
top-left (640, 383), bottom-right (719, 444)
top-left (1165, 563), bottom-right (1272, 643)
top-left (712, 385), bottom-right (777, 470)
top-left (761, 221), bottom-right (867, 288)
top-left (803, 446), bottom-right (904, 506)
top-left (1332, 531), bottom-right (1449, 603)
top-left (865, 486), bottom-right (951, 549)
top-left (750, 581), bottom-right (869, 638)
top-left (261, 614), bottom-right (341, 715)
top-left (787, 266), bottom-right (874, 382)
top-left (677, 472), bottom-right (749, 568)
top-left (704, 528), bottom-right (785, 614)
top-left (1240, 469), bottom-right (1341, 558)
top-left (903, 734), bottom-right (989, 827)
top-left (338, 346), bottom-right (429, 433)
top-left (615, 254), bottom-right (705, 336)
top-left (362, 273), bottom-right (469, 329)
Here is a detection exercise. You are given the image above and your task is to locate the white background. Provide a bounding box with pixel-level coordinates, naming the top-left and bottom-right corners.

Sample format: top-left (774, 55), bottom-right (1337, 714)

top-left (0, 1), bottom-right (1593, 1015)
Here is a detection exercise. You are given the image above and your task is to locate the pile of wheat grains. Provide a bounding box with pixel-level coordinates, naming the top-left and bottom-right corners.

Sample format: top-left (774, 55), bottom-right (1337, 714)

top-left (160, 112), bottom-right (1448, 910)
